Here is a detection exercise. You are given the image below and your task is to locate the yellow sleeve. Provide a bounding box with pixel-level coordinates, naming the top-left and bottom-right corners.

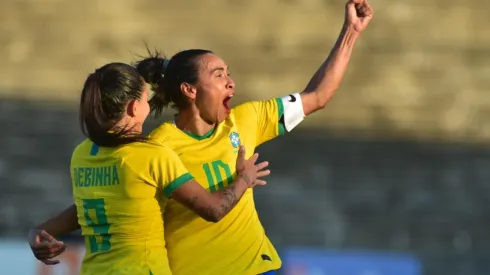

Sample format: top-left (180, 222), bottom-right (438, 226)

top-left (151, 146), bottom-right (194, 198)
top-left (235, 98), bottom-right (285, 146)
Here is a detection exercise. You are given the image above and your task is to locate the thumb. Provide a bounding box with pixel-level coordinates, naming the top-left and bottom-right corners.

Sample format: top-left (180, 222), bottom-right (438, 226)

top-left (236, 146), bottom-right (246, 168)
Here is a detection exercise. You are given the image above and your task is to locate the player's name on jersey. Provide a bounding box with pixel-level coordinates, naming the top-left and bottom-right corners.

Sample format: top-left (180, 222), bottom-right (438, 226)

top-left (72, 165), bottom-right (120, 188)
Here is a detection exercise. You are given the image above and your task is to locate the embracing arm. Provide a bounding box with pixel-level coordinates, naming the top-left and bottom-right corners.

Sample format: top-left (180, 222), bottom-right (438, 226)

top-left (28, 204), bottom-right (79, 265)
top-left (300, 0), bottom-right (373, 116)
top-left (35, 204), bottom-right (80, 237)
top-left (171, 175), bottom-right (249, 223)
top-left (170, 146), bottom-right (268, 223)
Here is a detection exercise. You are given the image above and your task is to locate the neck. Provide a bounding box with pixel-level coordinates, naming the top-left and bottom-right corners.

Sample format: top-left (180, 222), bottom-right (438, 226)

top-left (175, 109), bottom-right (215, 136)
top-left (113, 117), bottom-right (142, 136)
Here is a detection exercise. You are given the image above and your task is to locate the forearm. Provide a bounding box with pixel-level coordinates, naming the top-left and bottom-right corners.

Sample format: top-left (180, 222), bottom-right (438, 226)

top-left (302, 25), bottom-right (360, 111)
top-left (190, 176), bottom-right (249, 222)
top-left (35, 204), bottom-right (80, 237)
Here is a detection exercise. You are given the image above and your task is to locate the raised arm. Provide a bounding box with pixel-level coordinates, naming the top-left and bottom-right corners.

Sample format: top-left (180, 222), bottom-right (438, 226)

top-left (171, 146), bottom-right (269, 222)
top-left (300, 0), bottom-right (373, 116)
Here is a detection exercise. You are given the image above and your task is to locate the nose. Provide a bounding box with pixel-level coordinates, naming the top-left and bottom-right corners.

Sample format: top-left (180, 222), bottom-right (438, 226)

top-left (227, 77), bottom-right (235, 89)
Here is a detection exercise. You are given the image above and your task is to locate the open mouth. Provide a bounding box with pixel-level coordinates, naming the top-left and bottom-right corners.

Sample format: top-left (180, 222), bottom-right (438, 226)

top-left (222, 94), bottom-right (234, 112)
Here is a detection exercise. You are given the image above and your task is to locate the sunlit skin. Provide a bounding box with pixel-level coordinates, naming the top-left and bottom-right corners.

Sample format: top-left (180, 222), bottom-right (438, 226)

top-left (174, 53), bottom-right (235, 136)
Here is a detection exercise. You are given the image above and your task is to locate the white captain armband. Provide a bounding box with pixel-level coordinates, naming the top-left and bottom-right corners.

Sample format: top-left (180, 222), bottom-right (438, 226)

top-left (280, 93), bottom-right (305, 132)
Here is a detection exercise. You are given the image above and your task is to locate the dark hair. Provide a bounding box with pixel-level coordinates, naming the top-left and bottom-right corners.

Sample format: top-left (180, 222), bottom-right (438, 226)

top-left (134, 47), bottom-right (212, 116)
top-left (79, 62), bottom-right (147, 147)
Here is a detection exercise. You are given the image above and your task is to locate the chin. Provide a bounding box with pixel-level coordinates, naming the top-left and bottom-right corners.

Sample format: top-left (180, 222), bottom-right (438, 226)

top-left (203, 109), bottom-right (230, 125)
top-left (218, 111), bottom-right (231, 123)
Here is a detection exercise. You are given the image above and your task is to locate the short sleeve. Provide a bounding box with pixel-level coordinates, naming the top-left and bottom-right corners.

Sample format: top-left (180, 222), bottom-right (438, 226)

top-left (151, 146), bottom-right (194, 198)
top-left (234, 93), bottom-right (305, 146)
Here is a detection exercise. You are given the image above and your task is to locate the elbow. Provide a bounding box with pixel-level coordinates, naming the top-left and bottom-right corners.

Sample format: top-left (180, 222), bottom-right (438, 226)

top-left (201, 213), bottom-right (223, 223)
top-left (195, 205), bottom-right (225, 223)
top-left (205, 216), bottom-right (222, 223)
top-left (317, 99), bottom-right (329, 110)
top-left (316, 87), bottom-right (338, 110)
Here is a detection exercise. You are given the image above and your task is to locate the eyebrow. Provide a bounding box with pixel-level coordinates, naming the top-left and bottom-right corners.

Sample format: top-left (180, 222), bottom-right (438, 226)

top-left (210, 66), bottom-right (229, 73)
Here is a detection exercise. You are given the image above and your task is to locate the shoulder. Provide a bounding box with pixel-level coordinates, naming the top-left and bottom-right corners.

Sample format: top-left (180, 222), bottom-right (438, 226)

top-left (149, 121), bottom-right (176, 144)
top-left (119, 140), bottom-right (175, 157)
top-left (71, 139), bottom-right (91, 159)
top-left (230, 101), bottom-right (260, 125)
top-left (231, 98), bottom-right (282, 122)
top-left (112, 142), bottom-right (180, 175)
top-left (232, 98), bottom-right (281, 114)
top-left (232, 101), bottom-right (259, 116)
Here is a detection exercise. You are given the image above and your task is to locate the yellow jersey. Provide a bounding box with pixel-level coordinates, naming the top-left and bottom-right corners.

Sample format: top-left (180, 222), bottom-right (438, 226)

top-left (71, 139), bottom-right (193, 275)
top-left (150, 96), bottom-right (304, 275)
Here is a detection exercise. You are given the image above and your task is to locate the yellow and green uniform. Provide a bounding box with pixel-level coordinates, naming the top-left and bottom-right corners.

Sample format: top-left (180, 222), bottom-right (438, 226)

top-left (150, 94), bottom-right (305, 275)
top-left (71, 140), bottom-right (193, 275)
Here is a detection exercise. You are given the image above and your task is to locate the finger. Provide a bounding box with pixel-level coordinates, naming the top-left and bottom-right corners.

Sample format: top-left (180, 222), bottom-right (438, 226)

top-left (359, 3), bottom-right (371, 14)
top-left (247, 152), bottom-right (259, 164)
top-left (358, 1), bottom-right (372, 13)
top-left (364, 3), bottom-right (373, 16)
top-left (34, 239), bottom-right (64, 247)
top-left (39, 231), bottom-right (56, 242)
top-left (32, 246), bottom-right (57, 255)
top-left (46, 245), bottom-right (67, 256)
top-left (33, 244), bottom-right (66, 257)
top-left (256, 170), bottom-right (271, 178)
top-left (35, 247), bottom-right (66, 259)
top-left (31, 242), bottom-right (52, 250)
top-left (255, 161), bottom-right (269, 171)
top-left (360, 9), bottom-right (373, 22)
top-left (236, 146), bottom-right (246, 167)
top-left (254, 180), bottom-right (267, 186)
top-left (349, 0), bottom-right (366, 12)
top-left (33, 247), bottom-right (63, 256)
top-left (357, 6), bottom-right (367, 16)
top-left (35, 253), bottom-right (59, 261)
top-left (33, 241), bottom-right (64, 251)
top-left (41, 259), bottom-right (60, 265)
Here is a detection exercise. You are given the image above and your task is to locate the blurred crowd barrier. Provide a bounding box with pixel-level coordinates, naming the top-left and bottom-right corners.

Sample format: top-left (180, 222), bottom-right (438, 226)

top-left (1, 0), bottom-right (489, 275)
top-left (1, 0), bottom-right (489, 142)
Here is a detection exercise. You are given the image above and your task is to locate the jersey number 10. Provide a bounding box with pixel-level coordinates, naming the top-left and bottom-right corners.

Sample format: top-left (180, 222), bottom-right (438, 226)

top-left (83, 199), bottom-right (111, 253)
top-left (202, 160), bottom-right (233, 193)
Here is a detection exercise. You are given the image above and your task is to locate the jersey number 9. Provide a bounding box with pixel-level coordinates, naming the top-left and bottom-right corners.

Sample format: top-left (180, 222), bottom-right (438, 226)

top-left (83, 198), bottom-right (111, 253)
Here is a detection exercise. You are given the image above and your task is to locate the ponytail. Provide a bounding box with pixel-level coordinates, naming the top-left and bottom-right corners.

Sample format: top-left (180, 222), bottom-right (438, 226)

top-left (134, 46), bottom-right (213, 116)
top-left (79, 64), bottom-right (147, 147)
top-left (134, 48), bottom-right (172, 117)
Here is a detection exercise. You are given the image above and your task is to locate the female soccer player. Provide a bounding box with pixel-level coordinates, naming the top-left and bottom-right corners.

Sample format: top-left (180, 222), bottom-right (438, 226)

top-left (29, 1), bottom-right (373, 274)
top-left (31, 62), bottom-right (270, 275)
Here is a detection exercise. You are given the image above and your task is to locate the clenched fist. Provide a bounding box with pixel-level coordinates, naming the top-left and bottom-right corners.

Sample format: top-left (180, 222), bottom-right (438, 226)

top-left (345, 0), bottom-right (373, 34)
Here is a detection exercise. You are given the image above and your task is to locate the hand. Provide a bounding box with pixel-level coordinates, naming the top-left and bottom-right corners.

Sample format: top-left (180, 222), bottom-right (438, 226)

top-left (28, 229), bottom-right (67, 265)
top-left (235, 146), bottom-right (270, 187)
top-left (345, 0), bottom-right (373, 34)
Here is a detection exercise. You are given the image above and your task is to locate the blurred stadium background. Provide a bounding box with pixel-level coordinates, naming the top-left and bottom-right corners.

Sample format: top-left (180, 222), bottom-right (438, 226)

top-left (1, 0), bottom-right (490, 274)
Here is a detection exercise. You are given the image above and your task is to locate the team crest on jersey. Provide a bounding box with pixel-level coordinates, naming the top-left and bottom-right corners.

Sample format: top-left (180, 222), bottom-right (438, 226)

top-left (229, 132), bottom-right (241, 148)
